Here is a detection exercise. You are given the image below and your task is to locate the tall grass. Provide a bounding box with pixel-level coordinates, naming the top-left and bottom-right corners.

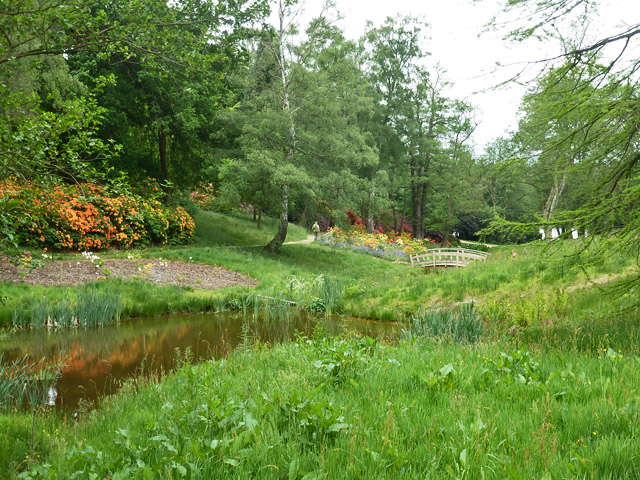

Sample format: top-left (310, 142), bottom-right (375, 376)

top-left (405, 303), bottom-right (484, 343)
top-left (0, 355), bottom-right (61, 412)
top-left (11, 286), bottom-right (122, 329)
top-left (15, 325), bottom-right (640, 479)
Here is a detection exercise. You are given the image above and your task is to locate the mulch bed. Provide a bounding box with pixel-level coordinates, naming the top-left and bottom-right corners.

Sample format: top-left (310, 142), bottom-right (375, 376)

top-left (0, 259), bottom-right (259, 290)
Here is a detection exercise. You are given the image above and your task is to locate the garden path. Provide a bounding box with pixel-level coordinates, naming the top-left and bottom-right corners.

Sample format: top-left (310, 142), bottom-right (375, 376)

top-left (224, 234), bottom-right (316, 248)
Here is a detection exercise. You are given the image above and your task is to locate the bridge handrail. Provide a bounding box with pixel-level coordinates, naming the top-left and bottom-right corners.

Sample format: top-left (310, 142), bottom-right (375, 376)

top-left (409, 248), bottom-right (490, 267)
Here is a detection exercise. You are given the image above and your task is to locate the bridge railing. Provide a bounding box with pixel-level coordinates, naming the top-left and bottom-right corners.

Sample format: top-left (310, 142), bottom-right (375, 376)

top-left (409, 248), bottom-right (490, 268)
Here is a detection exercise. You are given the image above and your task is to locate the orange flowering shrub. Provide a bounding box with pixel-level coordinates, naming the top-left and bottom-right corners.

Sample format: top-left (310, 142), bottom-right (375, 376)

top-left (0, 180), bottom-right (194, 250)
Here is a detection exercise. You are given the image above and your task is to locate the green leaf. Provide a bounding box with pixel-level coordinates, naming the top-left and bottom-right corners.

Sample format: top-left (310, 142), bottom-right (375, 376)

top-left (301, 470), bottom-right (322, 480)
top-left (440, 363), bottom-right (454, 377)
top-left (459, 448), bottom-right (467, 467)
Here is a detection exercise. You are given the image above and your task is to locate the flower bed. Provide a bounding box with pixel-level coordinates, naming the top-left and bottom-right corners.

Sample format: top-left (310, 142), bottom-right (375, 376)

top-left (319, 226), bottom-right (439, 260)
top-left (1, 180), bottom-right (194, 250)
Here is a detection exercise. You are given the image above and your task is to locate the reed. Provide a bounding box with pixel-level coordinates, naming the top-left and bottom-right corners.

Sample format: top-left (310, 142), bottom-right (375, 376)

top-left (405, 303), bottom-right (485, 343)
top-left (10, 286), bottom-right (123, 329)
top-left (0, 354), bottom-right (61, 412)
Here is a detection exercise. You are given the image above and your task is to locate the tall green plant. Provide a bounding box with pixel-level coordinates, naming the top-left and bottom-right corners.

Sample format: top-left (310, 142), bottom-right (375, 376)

top-left (405, 303), bottom-right (484, 343)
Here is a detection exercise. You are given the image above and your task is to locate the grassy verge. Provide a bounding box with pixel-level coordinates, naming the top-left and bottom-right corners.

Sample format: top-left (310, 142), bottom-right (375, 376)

top-left (8, 325), bottom-right (640, 479)
top-left (1, 212), bottom-right (637, 326)
top-left (2, 213), bottom-right (640, 478)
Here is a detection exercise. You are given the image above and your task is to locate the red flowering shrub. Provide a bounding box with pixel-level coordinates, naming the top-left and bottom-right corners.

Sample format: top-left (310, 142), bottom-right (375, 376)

top-left (345, 208), bottom-right (364, 226)
top-left (1, 180), bottom-right (194, 250)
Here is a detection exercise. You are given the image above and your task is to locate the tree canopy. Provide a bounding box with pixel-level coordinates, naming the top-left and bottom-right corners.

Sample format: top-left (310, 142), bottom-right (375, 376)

top-left (2, 0), bottom-right (639, 262)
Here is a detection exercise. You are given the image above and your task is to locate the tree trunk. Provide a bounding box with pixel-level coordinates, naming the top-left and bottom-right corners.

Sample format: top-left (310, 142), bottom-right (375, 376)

top-left (366, 189), bottom-right (375, 233)
top-left (392, 202), bottom-right (398, 232)
top-left (257, 208), bottom-right (262, 230)
top-left (265, 184), bottom-right (289, 253)
top-left (543, 167), bottom-right (570, 238)
top-left (441, 194), bottom-right (453, 247)
top-left (264, 1), bottom-right (296, 254)
top-left (399, 186), bottom-right (407, 234)
top-left (413, 180), bottom-right (424, 239)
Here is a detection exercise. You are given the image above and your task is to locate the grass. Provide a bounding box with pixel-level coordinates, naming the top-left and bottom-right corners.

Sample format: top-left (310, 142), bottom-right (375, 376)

top-left (10, 285), bottom-right (123, 329)
top-left (193, 210), bottom-right (309, 246)
top-left (0, 214), bottom-right (637, 327)
top-left (9, 328), bottom-right (640, 479)
top-left (2, 211), bottom-right (640, 478)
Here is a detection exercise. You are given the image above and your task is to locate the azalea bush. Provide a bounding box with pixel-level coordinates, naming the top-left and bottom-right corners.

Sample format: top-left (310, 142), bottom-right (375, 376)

top-left (319, 225), bottom-right (439, 260)
top-left (0, 180), bottom-right (195, 251)
top-left (188, 183), bottom-right (216, 210)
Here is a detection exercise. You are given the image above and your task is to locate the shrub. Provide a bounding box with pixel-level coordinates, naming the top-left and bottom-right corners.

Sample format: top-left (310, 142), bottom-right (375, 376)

top-left (0, 179), bottom-right (194, 250)
top-left (319, 226), bottom-right (441, 260)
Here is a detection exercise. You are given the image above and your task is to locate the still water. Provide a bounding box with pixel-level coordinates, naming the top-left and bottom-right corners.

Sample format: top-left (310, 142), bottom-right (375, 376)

top-left (0, 312), bottom-right (401, 410)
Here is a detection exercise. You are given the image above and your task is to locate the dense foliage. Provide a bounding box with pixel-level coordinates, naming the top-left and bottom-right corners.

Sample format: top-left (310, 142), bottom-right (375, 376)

top-left (1, 0), bottom-right (637, 258)
top-left (0, 180), bottom-right (194, 250)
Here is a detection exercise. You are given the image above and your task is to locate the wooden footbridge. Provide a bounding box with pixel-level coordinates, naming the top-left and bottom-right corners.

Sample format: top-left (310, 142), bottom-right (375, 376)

top-left (409, 248), bottom-right (489, 268)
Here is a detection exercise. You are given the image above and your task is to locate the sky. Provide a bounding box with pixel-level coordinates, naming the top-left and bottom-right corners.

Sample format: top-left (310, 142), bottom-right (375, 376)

top-left (297, 0), bottom-right (639, 153)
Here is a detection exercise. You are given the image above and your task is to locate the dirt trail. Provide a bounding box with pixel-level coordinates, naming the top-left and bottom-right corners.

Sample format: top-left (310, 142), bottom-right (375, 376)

top-left (283, 235), bottom-right (315, 245)
top-left (222, 234), bottom-right (315, 249)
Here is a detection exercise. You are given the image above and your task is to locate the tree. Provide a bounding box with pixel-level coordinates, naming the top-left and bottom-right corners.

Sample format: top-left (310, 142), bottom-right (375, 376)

top-left (0, 0), bottom-right (269, 184)
top-left (362, 18), bottom-right (480, 240)
top-left (0, 0), bottom-right (268, 67)
top-left (235, 3), bottom-right (378, 253)
top-left (427, 99), bottom-right (479, 246)
top-left (0, 55), bottom-right (114, 184)
top-left (513, 65), bottom-right (609, 237)
top-left (484, 0), bottom-right (640, 292)
top-left (361, 16), bottom-right (425, 235)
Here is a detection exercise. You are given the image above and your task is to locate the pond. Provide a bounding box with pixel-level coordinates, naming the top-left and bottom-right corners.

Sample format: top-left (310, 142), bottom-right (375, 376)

top-left (0, 312), bottom-right (401, 411)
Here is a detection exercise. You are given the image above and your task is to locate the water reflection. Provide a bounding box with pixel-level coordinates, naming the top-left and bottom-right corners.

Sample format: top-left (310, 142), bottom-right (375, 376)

top-left (0, 312), bottom-right (401, 411)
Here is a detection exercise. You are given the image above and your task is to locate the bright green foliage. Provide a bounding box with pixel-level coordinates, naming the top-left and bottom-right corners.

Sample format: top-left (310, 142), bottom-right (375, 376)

top-left (11, 286), bottom-right (123, 329)
top-left (230, 7), bottom-right (379, 252)
top-left (406, 303), bottom-right (484, 343)
top-left (483, 0), bottom-right (640, 296)
top-left (11, 332), bottom-right (640, 479)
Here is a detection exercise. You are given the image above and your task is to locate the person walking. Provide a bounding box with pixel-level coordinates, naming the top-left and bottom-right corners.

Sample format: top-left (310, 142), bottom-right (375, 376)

top-left (312, 222), bottom-right (320, 240)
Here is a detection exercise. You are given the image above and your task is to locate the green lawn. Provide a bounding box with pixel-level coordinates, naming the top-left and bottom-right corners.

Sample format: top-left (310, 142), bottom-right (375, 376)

top-left (193, 210), bottom-right (310, 246)
top-left (1, 212), bottom-right (637, 327)
top-left (2, 212), bottom-right (640, 478)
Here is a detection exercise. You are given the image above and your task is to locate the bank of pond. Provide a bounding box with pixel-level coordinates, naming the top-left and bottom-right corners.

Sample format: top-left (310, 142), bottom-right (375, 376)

top-left (0, 311), bottom-right (401, 411)
top-left (1, 306), bottom-right (639, 479)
